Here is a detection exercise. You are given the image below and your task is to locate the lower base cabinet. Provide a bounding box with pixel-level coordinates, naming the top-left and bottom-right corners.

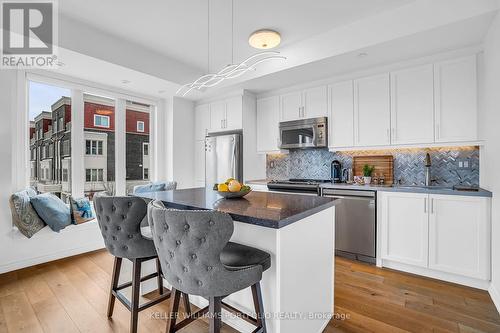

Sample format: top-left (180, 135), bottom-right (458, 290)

top-left (379, 192), bottom-right (491, 282)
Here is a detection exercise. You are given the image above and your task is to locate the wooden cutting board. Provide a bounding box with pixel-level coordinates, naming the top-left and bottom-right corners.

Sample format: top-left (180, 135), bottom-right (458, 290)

top-left (353, 155), bottom-right (394, 185)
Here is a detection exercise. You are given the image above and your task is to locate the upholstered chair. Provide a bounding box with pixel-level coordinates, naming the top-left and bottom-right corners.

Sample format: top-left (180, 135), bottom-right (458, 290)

top-left (148, 200), bottom-right (270, 333)
top-left (94, 195), bottom-right (177, 333)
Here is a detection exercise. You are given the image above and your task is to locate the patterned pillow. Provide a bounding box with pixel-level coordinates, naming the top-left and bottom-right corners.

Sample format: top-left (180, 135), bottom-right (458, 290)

top-left (70, 196), bottom-right (95, 224)
top-left (9, 189), bottom-right (45, 238)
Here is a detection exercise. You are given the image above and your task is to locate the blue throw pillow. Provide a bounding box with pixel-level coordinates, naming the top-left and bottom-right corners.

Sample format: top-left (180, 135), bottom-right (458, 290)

top-left (134, 182), bottom-right (166, 194)
top-left (30, 193), bottom-right (72, 232)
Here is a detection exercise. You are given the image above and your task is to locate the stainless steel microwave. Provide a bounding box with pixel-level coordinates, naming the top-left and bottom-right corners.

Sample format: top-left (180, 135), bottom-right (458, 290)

top-left (279, 117), bottom-right (328, 149)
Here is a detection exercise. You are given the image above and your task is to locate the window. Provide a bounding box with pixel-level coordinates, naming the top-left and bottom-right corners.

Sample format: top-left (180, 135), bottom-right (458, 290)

top-left (85, 140), bottom-right (103, 155)
top-left (62, 168), bottom-right (68, 182)
top-left (126, 101), bottom-right (151, 192)
top-left (137, 121), bottom-right (144, 132)
top-left (58, 117), bottom-right (64, 132)
top-left (85, 168), bottom-right (104, 182)
top-left (62, 140), bottom-right (70, 155)
top-left (94, 115), bottom-right (110, 128)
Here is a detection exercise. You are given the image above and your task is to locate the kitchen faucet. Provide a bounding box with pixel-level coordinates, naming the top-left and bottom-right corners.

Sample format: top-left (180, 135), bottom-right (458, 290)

top-left (425, 153), bottom-right (432, 186)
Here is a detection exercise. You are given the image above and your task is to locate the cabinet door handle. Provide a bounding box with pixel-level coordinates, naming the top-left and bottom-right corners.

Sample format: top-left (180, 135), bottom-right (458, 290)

top-left (431, 198), bottom-right (434, 214)
top-left (424, 198), bottom-right (427, 213)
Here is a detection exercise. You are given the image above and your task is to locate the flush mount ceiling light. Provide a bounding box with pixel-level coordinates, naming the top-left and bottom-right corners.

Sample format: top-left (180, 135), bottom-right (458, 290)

top-left (249, 29), bottom-right (281, 50)
top-left (176, 0), bottom-right (286, 97)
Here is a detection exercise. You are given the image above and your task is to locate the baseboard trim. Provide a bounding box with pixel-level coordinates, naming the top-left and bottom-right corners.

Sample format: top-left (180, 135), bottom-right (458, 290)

top-left (382, 260), bottom-right (490, 290)
top-left (0, 242), bottom-right (105, 274)
top-left (489, 284), bottom-right (500, 315)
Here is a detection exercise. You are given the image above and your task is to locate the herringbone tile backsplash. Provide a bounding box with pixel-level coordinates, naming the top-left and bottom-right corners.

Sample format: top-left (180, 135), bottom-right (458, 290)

top-left (266, 147), bottom-right (479, 186)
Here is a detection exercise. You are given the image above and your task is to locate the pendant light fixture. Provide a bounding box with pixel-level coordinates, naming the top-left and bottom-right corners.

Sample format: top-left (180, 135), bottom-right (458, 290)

top-left (176, 0), bottom-right (285, 97)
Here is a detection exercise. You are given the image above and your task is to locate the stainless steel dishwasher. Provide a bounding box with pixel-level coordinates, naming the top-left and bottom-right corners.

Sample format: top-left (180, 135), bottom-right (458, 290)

top-left (321, 188), bottom-right (376, 264)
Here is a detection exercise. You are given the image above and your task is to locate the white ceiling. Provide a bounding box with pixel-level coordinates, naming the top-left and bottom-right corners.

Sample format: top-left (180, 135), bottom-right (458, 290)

top-left (59, 0), bottom-right (414, 72)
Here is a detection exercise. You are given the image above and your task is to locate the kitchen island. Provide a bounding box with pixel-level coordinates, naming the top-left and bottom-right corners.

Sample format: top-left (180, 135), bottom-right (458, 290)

top-left (137, 188), bottom-right (338, 333)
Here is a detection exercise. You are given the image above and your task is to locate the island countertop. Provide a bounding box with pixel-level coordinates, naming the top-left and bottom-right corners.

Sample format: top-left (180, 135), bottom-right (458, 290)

top-left (136, 187), bottom-right (338, 229)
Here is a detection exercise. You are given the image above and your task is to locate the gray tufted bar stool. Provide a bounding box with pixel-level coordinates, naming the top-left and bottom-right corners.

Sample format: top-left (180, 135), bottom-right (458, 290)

top-left (148, 200), bottom-right (270, 333)
top-left (94, 195), bottom-right (189, 333)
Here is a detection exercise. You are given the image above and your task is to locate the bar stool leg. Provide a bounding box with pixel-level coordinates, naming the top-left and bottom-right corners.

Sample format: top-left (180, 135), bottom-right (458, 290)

top-left (209, 296), bottom-right (222, 333)
top-left (130, 259), bottom-right (142, 333)
top-left (155, 257), bottom-right (164, 295)
top-left (166, 288), bottom-right (181, 333)
top-left (252, 282), bottom-right (267, 333)
top-left (182, 293), bottom-right (191, 316)
top-left (107, 257), bottom-right (122, 318)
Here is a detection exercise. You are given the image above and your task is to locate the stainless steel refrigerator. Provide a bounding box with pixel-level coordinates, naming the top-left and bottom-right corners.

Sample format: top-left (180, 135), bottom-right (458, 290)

top-left (205, 133), bottom-right (243, 187)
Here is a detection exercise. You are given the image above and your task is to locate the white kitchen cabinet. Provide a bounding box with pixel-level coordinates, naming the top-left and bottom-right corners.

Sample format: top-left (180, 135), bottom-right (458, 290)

top-left (390, 65), bottom-right (434, 144)
top-left (303, 86), bottom-right (328, 118)
top-left (194, 104), bottom-right (210, 141)
top-left (329, 81), bottom-right (354, 148)
top-left (280, 86), bottom-right (328, 122)
top-left (380, 192), bottom-right (429, 268)
top-left (194, 140), bottom-right (206, 186)
top-left (380, 191), bottom-right (491, 283)
top-left (434, 55), bottom-right (477, 143)
top-left (225, 96), bottom-right (243, 131)
top-left (256, 96), bottom-right (280, 153)
top-left (280, 91), bottom-right (302, 121)
top-left (208, 96), bottom-right (243, 132)
top-left (428, 195), bottom-right (490, 280)
top-left (354, 74), bottom-right (391, 146)
top-left (210, 101), bottom-right (226, 132)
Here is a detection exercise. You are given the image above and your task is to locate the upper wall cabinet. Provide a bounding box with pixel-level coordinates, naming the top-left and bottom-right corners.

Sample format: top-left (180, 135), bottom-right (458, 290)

top-left (354, 74), bottom-right (391, 147)
top-left (390, 64), bottom-right (435, 145)
top-left (208, 96), bottom-right (243, 132)
top-left (329, 81), bottom-right (354, 148)
top-left (280, 86), bottom-right (328, 122)
top-left (257, 96), bottom-right (280, 153)
top-left (194, 104), bottom-right (210, 141)
top-left (434, 56), bottom-right (477, 143)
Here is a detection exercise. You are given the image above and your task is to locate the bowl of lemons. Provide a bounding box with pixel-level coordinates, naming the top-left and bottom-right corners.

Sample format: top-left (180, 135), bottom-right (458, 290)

top-left (213, 178), bottom-right (252, 199)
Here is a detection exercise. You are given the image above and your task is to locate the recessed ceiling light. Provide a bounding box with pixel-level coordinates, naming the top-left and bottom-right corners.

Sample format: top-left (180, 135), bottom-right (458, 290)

top-left (358, 52), bottom-right (368, 58)
top-left (249, 29), bottom-right (281, 50)
top-left (121, 79), bottom-right (131, 84)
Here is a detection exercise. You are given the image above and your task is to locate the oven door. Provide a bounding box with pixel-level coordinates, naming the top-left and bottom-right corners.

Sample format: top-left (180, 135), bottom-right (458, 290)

top-left (279, 124), bottom-right (317, 149)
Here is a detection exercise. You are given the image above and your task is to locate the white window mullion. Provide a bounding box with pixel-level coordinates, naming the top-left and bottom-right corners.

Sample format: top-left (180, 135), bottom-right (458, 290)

top-left (71, 89), bottom-right (85, 198)
top-left (115, 99), bottom-right (126, 195)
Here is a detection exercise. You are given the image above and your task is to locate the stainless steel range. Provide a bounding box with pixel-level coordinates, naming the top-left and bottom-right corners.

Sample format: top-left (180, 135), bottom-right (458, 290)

top-left (267, 179), bottom-right (331, 195)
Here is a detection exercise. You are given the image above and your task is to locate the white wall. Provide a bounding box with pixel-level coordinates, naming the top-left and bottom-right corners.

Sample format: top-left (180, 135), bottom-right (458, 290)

top-left (166, 97), bottom-right (195, 189)
top-left (480, 11), bottom-right (500, 312)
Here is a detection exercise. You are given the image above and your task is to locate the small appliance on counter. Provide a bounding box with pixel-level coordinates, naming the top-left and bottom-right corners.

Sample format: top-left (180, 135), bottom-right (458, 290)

top-left (331, 160), bottom-right (342, 183)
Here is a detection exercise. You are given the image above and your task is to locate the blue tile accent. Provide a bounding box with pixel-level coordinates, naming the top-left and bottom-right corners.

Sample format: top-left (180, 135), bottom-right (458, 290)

top-left (266, 147), bottom-right (480, 187)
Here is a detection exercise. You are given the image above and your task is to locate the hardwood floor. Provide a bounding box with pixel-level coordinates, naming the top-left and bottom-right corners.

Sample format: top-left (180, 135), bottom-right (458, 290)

top-left (0, 251), bottom-right (498, 333)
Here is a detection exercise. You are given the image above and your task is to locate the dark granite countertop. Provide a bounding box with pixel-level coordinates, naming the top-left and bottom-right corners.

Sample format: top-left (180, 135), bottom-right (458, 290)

top-left (135, 187), bottom-right (338, 229)
top-left (319, 183), bottom-right (492, 197)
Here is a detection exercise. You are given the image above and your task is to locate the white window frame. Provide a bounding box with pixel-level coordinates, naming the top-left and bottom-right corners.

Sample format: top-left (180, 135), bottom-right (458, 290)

top-left (143, 142), bottom-right (149, 156)
top-left (137, 120), bottom-right (145, 132)
top-left (143, 167), bottom-right (149, 180)
top-left (15, 71), bottom-right (159, 199)
top-left (85, 139), bottom-right (103, 155)
top-left (94, 114), bottom-right (110, 128)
